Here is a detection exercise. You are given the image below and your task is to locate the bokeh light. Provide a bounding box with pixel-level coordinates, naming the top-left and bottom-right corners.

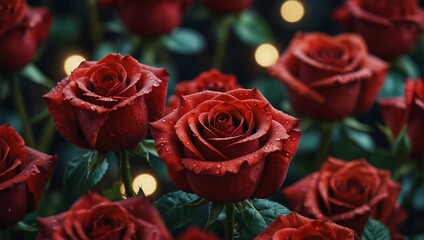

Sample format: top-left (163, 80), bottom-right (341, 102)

top-left (120, 173), bottom-right (158, 197)
top-left (255, 44), bottom-right (279, 67)
top-left (281, 0), bottom-right (305, 23)
top-left (64, 55), bottom-right (86, 76)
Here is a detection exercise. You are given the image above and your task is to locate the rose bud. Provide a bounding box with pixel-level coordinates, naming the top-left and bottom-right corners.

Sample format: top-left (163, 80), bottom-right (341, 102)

top-left (255, 212), bottom-right (359, 240)
top-left (43, 53), bottom-right (168, 151)
top-left (166, 69), bottom-right (241, 114)
top-left (334, 0), bottom-right (424, 60)
top-left (177, 227), bottom-right (220, 240)
top-left (0, 124), bottom-right (57, 228)
top-left (99, 0), bottom-right (193, 37)
top-left (282, 157), bottom-right (406, 239)
top-left (37, 192), bottom-right (172, 240)
top-left (151, 88), bottom-right (301, 203)
top-left (268, 32), bottom-right (388, 120)
top-left (201, 0), bottom-right (252, 13)
top-left (0, 0), bottom-right (53, 72)
top-left (380, 79), bottom-right (424, 161)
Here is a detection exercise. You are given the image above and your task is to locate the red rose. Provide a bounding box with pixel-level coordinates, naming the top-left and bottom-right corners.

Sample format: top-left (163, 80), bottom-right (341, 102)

top-left (0, 124), bottom-right (57, 228)
top-left (268, 32), bottom-right (388, 120)
top-left (255, 212), bottom-right (359, 240)
top-left (334, 0), bottom-right (424, 59)
top-left (43, 53), bottom-right (168, 151)
top-left (0, 0), bottom-right (53, 72)
top-left (380, 79), bottom-right (424, 161)
top-left (282, 157), bottom-right (406, 239)
top-left (99, 0), bottom-right (193, 37)
top-left (201, 0), bottom-right (252, 13)
top-left (177, 227), bottom-right (221, 240)
top-left (37, 192), bottom-right (172, 240)
top-left (166, 69), bottom-right (241, 114)
top-left (151, 88), bottom-right (301, 203)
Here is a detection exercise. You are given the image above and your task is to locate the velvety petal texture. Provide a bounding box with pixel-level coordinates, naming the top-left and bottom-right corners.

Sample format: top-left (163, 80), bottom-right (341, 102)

top-left (255, 212), bottom-right (359, 240)
top-left (268, 32), bottom-right (388, 120)
top-left (0, 0), bottom-right (53, 72)
top-left (379, 79), bottom-right (424, 161)
top-left (282, 157), bottom-right (406, 238)
top-left (43, 53), bottom-right (168, 151)
top-left (0, 124), bottom-right (57, 228)
top-left (37, 192), bottom-right (172, 240)
top-left (151, 88), bottom-right (301, 203)
top-left (334, 0), bottom-right (424, 59)
top-left (166, 69), bottom-right (241, 114)
top-left (201, 0), bottom-right (252, 13)
top-left (99, 0), bottom-right (193, 37)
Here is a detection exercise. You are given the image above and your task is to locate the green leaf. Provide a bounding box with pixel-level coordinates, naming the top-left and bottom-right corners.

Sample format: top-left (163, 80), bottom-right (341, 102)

top-left (63, 151), bottom-right (109, 196)
top-left (241, 199), bottom-right (291, 235)
top-left (155, 191), bottom-right (201, 230)
top-left (392, 55), bottom-right (421, 79)
top-left (93, 42), bottom-right (120, 60)
top-left (16, 221), bottom-right (38, 232)
top-left (20, 64), bottom-right (54, 88)
top-left (378, 70), bottom-right (406, 98)
top-left (103, 181), bottom-right (123, 201)
top-left (392, 127), bottom-right (411, 158)
top-left (233, 10), bottom-right (274, 45)
top-left (206, 203), bottom-right (225, 227)
top-left (129, 142), bottom-right (151, 167)
top-left (88, 151), bottom-right (108, 176)
top-left (361, 219), bottom-right (391, 240)
top-left (344, 127), bottom-right (375, 152)
top-left (142, 139), bottom-right (159, 157)
top-left (344, 118), bottom-right (373, 132)
top-left (163, 28), bottom-right (206, 55)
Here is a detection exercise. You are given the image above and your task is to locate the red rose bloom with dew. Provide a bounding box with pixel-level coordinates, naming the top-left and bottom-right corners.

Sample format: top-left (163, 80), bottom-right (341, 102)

top-left (151, 88), bottom-right (301, 203)
top-left (43, 53), bottom-right (168, 151)
top-left (0, 124), bottom-right (57, 228)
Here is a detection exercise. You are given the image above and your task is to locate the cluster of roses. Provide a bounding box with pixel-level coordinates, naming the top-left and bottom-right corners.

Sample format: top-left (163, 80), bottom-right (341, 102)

top-left (1, 0), bottom-right (423, 239)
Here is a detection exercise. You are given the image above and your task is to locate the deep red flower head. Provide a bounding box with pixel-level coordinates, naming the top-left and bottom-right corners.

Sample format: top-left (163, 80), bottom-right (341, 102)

top-left (0, 124), bottom-right (57, 228)
top-left (0, 0), bottom-right (53, 72)
top-left (333, 0), bottom-right (424, 59)
top-left (151, 88), bottom-right (301, 203)
top-left (268, 32), bottom-right (388, 120)
top-left (282, 157), bottom-right (407, 239)
top-left (255, 212), bottom-right (359, 240)
top-left (37, 192), bottom-right (172, 240)
top-left (43, 53), bottom-right (168, 151)
top-left (380, 79), bottom-right (424, 161)
top-left (166, 69), bottom-right (241, 114)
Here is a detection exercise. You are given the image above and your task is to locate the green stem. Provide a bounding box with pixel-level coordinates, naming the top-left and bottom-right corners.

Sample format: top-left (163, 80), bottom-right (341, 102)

top-left (315, 122), bottom-right (333, 169)
top-left (38, 117), bottom-right (56, 153)
top-left (8, 75), bottom-right (36, 148)
top-left (225, 204), bottom-right (235, 240)
top-left (87, 0), bottom-right (102, 45)
top-left (140, 38), bottom-right (161, 66)
top-left (212, 16), bottom-right (233, 69)
top-left (118, 151), bottom-right (135, 198)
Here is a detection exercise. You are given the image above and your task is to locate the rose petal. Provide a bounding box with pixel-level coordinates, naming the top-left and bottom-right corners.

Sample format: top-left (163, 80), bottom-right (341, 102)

top-left (118, 196), bottom-right (172, 240)
top-left (379, 97), bottom-right (407, 138)
top-left (282, 173), bottom-right (318, 215)
top-left (69, 192), bottom-right (109, 211)
top-left (43, 78), bottom-right (92, 149)
top-left (268, 43), bottom-right (325, 104)
top-left (181, 120), bottom-right (288, 176)
top-left (253, 129), bottom-right (301, 198)
top-left (355, 55), bottom-right (389, 113)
